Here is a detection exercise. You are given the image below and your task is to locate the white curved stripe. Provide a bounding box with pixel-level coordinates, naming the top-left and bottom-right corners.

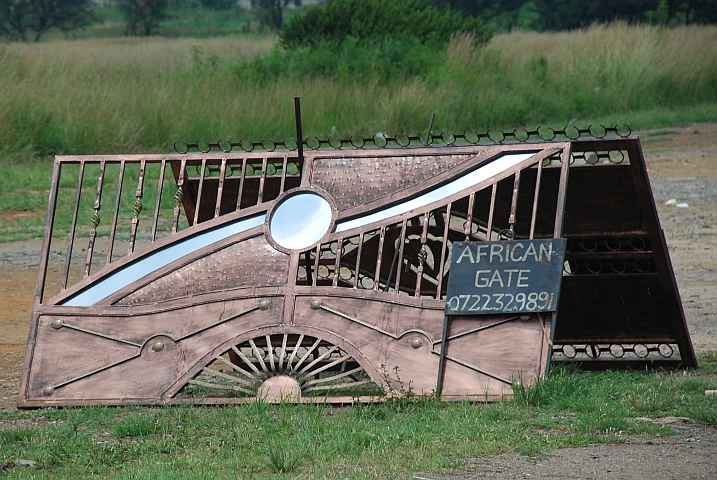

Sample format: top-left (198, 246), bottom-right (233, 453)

top-left (335, 153), bottom-right (535, 233)
top-left (62, 215), bottom-right (266, 307)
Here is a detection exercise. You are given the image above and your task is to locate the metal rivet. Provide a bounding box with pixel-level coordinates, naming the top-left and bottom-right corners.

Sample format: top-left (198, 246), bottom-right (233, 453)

top-left (410, 337), bottom-right (423, 349)
top-left (152, 341), bottom-right (165, 352)
top-left (43, 386), bottom-right (54, 396)
top-left (258, 299), bottom-right (270, 310)
top-left (52, 318), bottom-right (63, 329)
top-left (310, 299), bottom-right (323, 310)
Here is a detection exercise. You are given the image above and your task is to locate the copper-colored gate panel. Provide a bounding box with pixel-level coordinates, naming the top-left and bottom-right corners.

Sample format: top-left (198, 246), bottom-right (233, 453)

top-left (18, 133), bottom-right (694, 407)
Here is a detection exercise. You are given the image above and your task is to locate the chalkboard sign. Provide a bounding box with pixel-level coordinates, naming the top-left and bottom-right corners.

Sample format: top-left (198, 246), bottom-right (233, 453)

top-left (445, 239), bottom-right (566, 315)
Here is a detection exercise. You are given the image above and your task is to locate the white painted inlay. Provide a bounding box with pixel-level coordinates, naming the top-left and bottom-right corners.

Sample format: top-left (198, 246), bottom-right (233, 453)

top-left (335, 153), bottom-right (535, 233)
top-left (62, 215), bottom-right (266, 307)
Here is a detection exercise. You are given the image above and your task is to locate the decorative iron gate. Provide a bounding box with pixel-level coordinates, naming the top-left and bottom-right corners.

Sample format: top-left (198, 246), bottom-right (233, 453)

top-left (18, 122), bottom-right (695, 407)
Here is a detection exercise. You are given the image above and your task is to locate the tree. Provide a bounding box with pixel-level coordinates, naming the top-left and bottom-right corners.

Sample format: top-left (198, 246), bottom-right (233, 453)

top-left (0, 0), bottom-right (31, 40)
top-left (670, 0), bottom-right (717, 24)
top-left (200, 0), bottom-right (235, 9)
top-left (119, 0), bottom-right (169, 36)
top-left (251, 0), bottom-right (290, 31)
top-left (430, 0), bottom-right (527, 21)
top-left (0, 0), bottom-right (91, 41)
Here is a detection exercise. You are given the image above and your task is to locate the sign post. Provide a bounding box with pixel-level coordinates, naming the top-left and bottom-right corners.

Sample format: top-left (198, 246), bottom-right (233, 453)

top-left (437, 239), bottom-right (566, 396)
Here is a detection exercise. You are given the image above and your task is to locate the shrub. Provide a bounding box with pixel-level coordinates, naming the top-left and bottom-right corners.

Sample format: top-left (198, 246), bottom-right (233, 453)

top-left (236, 34), bottom-right (443, 84)
top-left (279, 0), bottom-right (492, 49)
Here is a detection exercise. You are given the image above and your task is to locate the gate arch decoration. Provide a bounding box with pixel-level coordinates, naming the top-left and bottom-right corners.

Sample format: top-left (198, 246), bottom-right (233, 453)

top-left (18, 122), bottom-right (695, 406)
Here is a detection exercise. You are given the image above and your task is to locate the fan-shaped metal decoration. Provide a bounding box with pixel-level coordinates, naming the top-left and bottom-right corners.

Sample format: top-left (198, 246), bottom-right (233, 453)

top-left (18, 111), bottom-right (695, 407)
top-left (179, 333), bottom-right (381, 402)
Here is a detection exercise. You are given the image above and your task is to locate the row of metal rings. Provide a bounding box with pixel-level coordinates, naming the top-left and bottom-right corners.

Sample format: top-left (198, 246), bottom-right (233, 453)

top-left (173, 124), bottom-right (632, 154)
top-left (542, 150), bottom-right (627, 166)
top-left (566, 237), bottom-right (648, 253)
top-left (563, 259), bottom-right (653, 275)
top-left (555, 343), bottom-right (675, 359)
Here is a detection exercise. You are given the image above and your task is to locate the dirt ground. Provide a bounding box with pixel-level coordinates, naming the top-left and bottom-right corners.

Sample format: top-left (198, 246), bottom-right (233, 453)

top-left (1, 125), bottom-right (715, 477)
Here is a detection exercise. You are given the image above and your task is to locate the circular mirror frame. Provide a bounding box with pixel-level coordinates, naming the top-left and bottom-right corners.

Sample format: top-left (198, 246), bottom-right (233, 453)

top-left (265, 187), bottom-right (338, 254)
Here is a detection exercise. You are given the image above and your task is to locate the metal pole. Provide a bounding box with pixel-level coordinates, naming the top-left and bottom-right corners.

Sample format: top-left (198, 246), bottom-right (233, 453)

top-left (424, 112), bottom-right (436, 145)
top-left (436, 314), bottom-right (450, 399)
top-left (294, 96), bottom-right (304, 164)
top-left (545, 311), bottom-right (558, 375)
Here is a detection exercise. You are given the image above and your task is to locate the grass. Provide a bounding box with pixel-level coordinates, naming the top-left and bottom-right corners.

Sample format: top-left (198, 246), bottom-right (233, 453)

top-left (0, 354), bottom-right (715, 478)
top-left (1, 23), bottom-right (717, 242)
top-left (1, 23), bottom-right (716, 162)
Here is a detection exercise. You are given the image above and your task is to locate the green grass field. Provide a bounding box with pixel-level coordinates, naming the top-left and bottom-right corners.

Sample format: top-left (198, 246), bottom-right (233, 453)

top-left (1, 23), bottom-right (716, 162)
top-left (2, 23), bottom-right (716, 243)
top-left (1, 357), bottom-right (716, 478)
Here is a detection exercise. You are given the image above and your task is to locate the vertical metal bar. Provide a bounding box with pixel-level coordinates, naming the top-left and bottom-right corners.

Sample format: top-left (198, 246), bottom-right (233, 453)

top-left (415, 212), bottom-right (429, 297)
top-left (128, 160), bottom-right (146, 255)
top-left (258, 157), bottom-right (267, 204)
top-left (312, 245), bottom-right (320, 287)
top-left (266, 334), bottom-right (276, 373)
top-left (332, 239), bottom-right (342, 287)
top-left (435, 204), bottom-right (451, 299)
top-left (294, 96), bottom-right (304, 166)
top-left (553, 146), bottom-right (571, 238)
top-left (107, 160), bottom-right (126, 264)
top-left (436, 314), bottom-right (450, 398)
top-left (172, 159), bottom-right (186, 234)
top-left (464, 192), bottom-right (475, 240)
top-left (384, 239), bottom-right (400, 293)
top-left (84, 160), bottom-right (106, 276)
top-left (236, 158), bottom-right (247, 210)
top-left (353, 233), bottom-right (364, 289)
top-left (35, 160), bottom-right (62, 304)
top-left (545, 311), bottom-right (558, 376)
top-left (424, 112), bottom-right (436, 145)
top-left (373, 226), bottom-right (386, 291)
top-left (214, 158), bottom-right (227, 219)
top-left (486, 183), bottom-right (497, 241)
top-left (151, 160), bottom-right (167, 241)
top-left (62, 161), bottom-right (85, 290)
top-left (529, 159), bottom-right (544, 240)
top-left (508, 171), bottom-right (521, 227)
top-left (544, 145), bottom-right (573, 372)
top-left (193, 158), bottom-right (207, 226)
top-left (303, 250), bottom-right (313, 285)
top-left (280, 156), bottom-right (288, 194)
top-left (393, 220), bottom-right (407, 293)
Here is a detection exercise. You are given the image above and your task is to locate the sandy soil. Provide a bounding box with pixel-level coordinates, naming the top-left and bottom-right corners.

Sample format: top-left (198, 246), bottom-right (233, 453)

top-left (0, 125), bottom-right (715, 477)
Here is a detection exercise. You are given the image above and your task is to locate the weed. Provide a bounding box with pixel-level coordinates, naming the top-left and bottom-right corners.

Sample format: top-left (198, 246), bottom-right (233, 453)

top-left (686, 406), bottom-right (717, 427)
top-left (265, 436), bottom-right (306, 473)
top-left (0, 427), bottom-right (37, 445)
top-left (113, 414), bottom-right (159, 438)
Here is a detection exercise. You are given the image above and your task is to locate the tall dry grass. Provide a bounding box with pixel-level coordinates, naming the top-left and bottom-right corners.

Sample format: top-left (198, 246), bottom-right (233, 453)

top-left (1, 23), bottom-right (716, 161)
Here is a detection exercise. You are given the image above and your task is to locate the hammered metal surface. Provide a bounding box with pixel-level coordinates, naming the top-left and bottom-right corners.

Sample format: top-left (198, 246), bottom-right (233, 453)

top-left (311, 153), bottom-right (488, 210)
top-left (116, 236), bottom-right (288, 305)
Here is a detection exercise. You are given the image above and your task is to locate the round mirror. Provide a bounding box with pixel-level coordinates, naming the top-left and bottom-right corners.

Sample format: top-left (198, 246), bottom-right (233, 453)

top-left (269, 193), bottom-right (332, 250)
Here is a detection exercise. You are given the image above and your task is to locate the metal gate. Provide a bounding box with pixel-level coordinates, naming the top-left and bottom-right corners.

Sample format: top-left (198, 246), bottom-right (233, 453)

top-left (18, 125), bottom-right (694, 407)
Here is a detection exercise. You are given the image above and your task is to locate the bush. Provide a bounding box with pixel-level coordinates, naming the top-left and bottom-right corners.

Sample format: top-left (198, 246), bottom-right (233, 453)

top-left (279, 0), bottom-right (492, 49)
top-left (236, 34), bottom-right (443, 84)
